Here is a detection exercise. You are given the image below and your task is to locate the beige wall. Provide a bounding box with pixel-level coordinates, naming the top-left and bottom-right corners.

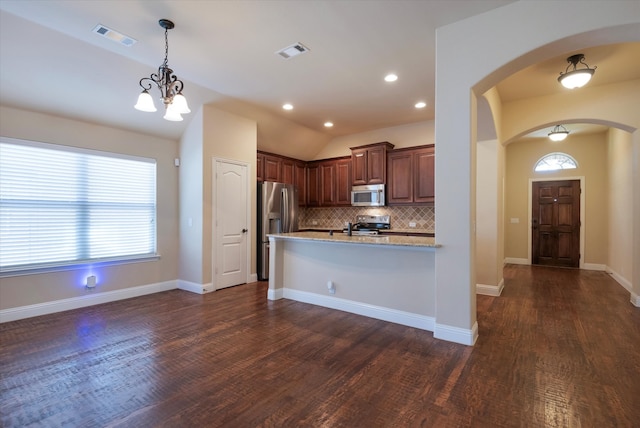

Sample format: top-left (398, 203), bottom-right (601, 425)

top-left (0, 106), bottom-right (179, 310)
top-left (314, 121), bottom-right (435, 159)
top-left (476, 140), bottom-right (503, 287)
top-left (505, 132), bottom-right (608, 264)
top-left (202, 106), bottom-right (257, 286)
top-left (607, 128), bottom-right (634, 285)
top-left (179, 107), bottom-right (205, 284)
top-left (179, 105), bottom-right (257, 288)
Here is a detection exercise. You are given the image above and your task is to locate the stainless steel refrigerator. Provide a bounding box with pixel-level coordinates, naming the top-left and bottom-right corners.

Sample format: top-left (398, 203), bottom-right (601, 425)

top-left (257, 181), bottom-right (299, 280)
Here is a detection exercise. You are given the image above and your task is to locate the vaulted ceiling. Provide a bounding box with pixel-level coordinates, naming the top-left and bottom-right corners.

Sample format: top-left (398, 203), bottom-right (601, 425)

top-left (1, 1), bottom-right (638, 147)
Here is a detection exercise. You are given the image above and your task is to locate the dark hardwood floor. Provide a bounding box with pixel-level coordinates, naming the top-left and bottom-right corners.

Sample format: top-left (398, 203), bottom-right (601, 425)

top-left (1, 265), bottom-right (639, 427)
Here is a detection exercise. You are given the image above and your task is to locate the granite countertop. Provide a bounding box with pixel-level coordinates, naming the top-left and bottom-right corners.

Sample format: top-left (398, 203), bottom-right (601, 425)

top-left (268, 231), bottom-right (440, 248)
top-left (300, 227), bottom-right (435, 236)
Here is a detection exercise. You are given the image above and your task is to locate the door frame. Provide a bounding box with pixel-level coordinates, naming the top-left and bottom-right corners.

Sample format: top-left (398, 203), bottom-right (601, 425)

top-left (527, 176), bottom-right (585, 269)
top-left (212, 157), bottom-right (252, 290)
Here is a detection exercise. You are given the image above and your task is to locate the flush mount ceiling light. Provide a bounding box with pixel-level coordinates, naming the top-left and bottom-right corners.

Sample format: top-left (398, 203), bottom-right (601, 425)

top-left (548, 124), bottom-right (570, 141)
top-left (324, 121), bottom-right (334, 128)
top-left (557, 53), bottom-right (596, 89)
top-left (414, 101), bottom-right (426, 109)
top-left (282, 103), bottom-right (294, 110)
top-left (134, 19), bottom-right (190, 121)
top-left (384, 73), bottom-right (398, 82)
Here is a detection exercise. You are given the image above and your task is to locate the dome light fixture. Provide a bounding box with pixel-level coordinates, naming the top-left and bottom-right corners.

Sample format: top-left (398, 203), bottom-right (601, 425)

top-left (134, 19), bottom-right (190, 121)
top-left (557, 53), bottom-right (596, 89)
top-left (548, 124), bottom-right (570, 142)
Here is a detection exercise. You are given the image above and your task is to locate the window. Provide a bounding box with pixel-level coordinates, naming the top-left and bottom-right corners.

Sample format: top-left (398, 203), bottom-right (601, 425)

top-left (0, 137), bottom-right (157, 274)
top-left (534, 152), bottom-right (578, 172)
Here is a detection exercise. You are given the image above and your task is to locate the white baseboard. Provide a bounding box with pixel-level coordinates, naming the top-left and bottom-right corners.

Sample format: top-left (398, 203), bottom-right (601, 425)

top-left (476, 278), bottom-right (504, 296)
top-left (177, 280), bottom-right (214, 294)
top-left (248, 273), bottom-right (258, 283)
top-left (267, 288), bottom-right (284, 300)
top-left (583, 263), bottom-right (606, 271)
top-left (434, 321), bottom-right (478, 346)
top-left (282, 288), bottom-right (435, 332)
top-left (0, 280), bottom-right (178, 323)
top-left (605, 267), bottom-right (632, 293)
top-left (504, 257), bottom-right (528, 265)
top-left (631, 292), bottom-right (640, 307)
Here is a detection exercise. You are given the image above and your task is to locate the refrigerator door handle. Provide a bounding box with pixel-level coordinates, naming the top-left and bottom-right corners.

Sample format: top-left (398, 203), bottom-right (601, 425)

top-left (281, 187), bottom-right (289, 232)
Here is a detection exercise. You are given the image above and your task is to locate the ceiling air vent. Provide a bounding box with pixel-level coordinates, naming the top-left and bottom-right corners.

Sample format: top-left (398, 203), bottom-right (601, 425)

top-left (92, 24), bottom-right (137, 47)
top-left (275, 42), bottom-right (310, 59)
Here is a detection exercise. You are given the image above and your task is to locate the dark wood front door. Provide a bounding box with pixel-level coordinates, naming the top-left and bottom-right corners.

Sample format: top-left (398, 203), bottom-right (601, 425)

top-left (532, 180), bottom-right (580, 267)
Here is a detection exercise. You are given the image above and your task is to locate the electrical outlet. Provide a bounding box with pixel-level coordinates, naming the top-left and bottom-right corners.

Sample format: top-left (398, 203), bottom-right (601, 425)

top-left (409, 221), bottom-right (417, 228)
top-left (311, 220), bottom-right (318, 225)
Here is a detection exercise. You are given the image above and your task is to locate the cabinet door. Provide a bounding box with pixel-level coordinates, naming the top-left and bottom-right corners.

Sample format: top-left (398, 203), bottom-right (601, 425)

top-left (351, 148), bottom-right (367, 185)
top-left (306, 163), bottom-right (320, 207)
top-left (414, 148), bottom-right (435, 203)
top-left (387, 151), bottom-right (414, 205)
top-left (263, 155), bottom-right (281, 182)
top-left (256, 153), bottom-right (264, 182)
top-left (367, 146), bottom-right (386, 185)
top-left (335, 159), bottom-right (352, 206)
top-left (281, 159), bottom-right (295, 185)
top-left (320, 161), bottom-right (336, 206)
top-left (294, 162), bottom-right (307, 207)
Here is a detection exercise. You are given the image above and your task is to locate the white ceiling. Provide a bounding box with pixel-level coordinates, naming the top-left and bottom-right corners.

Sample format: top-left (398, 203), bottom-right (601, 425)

top-left (1, 1), bottom-right (638, 146)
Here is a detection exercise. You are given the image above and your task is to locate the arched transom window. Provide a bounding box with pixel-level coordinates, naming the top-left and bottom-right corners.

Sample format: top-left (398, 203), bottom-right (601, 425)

top-left (534, 152), bottom-right (578, 172)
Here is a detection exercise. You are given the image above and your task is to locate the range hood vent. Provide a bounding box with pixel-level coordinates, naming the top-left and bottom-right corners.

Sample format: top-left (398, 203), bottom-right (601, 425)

top-left (275, 42), bottom-right (310, 59)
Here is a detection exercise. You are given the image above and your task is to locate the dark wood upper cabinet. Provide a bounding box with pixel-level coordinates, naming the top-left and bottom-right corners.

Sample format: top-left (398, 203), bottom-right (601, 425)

top-left (387, 145), bottom-right (435, 206)
top-left (351, 148), bottom-right (367, 185)
top-left (306, 162), bottom-right (320, 207)
top-left (320, 161), bottom-right (336, 206)
top-left (294, 161), bottom-right (307, 207)
top-left (387, 150), bottom-right (414, 204)
top-left (335, 158), bottom-right (352, 206)
top-left (350, 142), bottom-right (394, 185)
top-left (281, 159), bottom-right (295, 185)
top-left (256, 153), bottom-right (264, 182)
top-left (263, 154), bottom-right (281, 182)
top-left (414, 147), bottom-right (435, 203)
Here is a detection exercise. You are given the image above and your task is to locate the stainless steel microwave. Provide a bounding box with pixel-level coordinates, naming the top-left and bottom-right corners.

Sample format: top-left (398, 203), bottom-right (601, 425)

top-left (351, 184), bottom-right (385, 207)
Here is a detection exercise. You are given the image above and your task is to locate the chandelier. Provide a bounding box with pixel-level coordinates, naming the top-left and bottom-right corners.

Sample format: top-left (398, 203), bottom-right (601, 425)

top-left (548, 124), bottom-right (569, 142)
top-left (557, 54), bottom-right (596, 89)
top-left (134, 19), bottom-right (190, 121)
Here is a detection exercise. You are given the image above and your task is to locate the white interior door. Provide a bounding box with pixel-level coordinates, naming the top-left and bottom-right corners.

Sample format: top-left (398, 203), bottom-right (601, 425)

top-left (214, 159), bottom-right (248, 289)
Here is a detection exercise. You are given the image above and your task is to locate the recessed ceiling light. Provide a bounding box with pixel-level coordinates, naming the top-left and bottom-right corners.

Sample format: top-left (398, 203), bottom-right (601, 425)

top-left (324, 122), bottom-right (334, 128)
top-left (384, 73), bottom-right (398, 82)
top-left (282, 103), bottom-right (293, 110)
top-left (415, 101), bottom-right (427, 109)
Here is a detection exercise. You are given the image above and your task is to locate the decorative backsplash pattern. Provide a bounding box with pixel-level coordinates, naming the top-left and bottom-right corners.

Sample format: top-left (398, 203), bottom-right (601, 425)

top-left (299, 205), bottom-right (435, 232)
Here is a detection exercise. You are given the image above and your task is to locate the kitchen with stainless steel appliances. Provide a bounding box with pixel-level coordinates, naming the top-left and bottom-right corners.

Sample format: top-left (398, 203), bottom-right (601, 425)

top-left (257, 181), bottom-right (299, 280)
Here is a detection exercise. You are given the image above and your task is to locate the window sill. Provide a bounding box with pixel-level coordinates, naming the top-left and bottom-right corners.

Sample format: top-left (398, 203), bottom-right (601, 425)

top-left (0, 254), bottom-right (161, 278)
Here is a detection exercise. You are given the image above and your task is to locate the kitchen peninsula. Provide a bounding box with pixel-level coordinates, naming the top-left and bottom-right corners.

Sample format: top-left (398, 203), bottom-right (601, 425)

top-left (267, 231), bottom-right (441, 332)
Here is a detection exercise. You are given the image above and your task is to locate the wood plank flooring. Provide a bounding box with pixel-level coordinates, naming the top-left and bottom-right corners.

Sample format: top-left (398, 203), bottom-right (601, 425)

top-left (1, 265), bottom-right (639, 427)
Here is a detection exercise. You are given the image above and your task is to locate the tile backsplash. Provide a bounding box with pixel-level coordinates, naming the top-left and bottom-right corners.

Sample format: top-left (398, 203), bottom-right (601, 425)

top-left (299, 205), bottom-right (435, 232)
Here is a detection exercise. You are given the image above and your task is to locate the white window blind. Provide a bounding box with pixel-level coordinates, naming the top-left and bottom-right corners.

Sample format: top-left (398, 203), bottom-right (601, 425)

top-left (0, 138), bottom-right (157, 273)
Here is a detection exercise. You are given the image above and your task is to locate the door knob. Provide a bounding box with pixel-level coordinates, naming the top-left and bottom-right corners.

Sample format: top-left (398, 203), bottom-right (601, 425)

top-left (242, 228), bottom-right (248, 233)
